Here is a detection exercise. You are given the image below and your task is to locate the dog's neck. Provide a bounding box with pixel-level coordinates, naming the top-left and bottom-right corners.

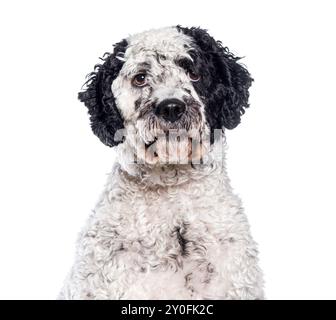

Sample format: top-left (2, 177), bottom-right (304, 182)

top-left (114, 137), bottom-right (232, 189)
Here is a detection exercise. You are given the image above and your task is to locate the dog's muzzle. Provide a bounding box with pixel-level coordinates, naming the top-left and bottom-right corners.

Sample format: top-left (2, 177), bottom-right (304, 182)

top-left (155, 98), bottom-right (186, 123)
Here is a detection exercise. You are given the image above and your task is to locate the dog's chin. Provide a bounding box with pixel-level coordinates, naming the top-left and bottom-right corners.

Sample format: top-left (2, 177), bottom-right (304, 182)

top-left (138, 134), bottom-right (208, 165)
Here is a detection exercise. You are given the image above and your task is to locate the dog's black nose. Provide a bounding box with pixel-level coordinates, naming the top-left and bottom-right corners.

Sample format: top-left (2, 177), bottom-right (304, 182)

top-left (155, 99), bottom-right (186, 122)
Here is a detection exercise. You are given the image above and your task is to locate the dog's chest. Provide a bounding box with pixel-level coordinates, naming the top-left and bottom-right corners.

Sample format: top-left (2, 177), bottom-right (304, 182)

top-left (92, 172), bottom-right (240, 299)
top-left (116, 175), bottom-right (227, 252)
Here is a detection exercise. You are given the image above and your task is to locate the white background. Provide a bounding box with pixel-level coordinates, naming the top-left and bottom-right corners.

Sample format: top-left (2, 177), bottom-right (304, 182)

top-left (0, 0), bottom-right (335, 300)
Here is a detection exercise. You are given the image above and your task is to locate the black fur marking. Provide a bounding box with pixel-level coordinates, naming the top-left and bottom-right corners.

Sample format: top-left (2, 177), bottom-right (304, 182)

top-left (176, 26), bottom-right (253, 142)
top-left (134, 97), bottom-right (142, 110)
top-left (78, 39), bottom-right (128, 147)
top-left (183, 88), bottom-right (192, 95)
top-left (138, 62), bottom-right (151, 69)
top-left (176, 57), bottom-right (197, 75)
top-left (174, 224), bottom-right (188, 256)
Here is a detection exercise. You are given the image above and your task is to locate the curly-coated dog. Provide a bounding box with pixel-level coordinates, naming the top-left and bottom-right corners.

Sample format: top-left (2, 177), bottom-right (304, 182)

top-left (59, 26), bottom-right (264, 299)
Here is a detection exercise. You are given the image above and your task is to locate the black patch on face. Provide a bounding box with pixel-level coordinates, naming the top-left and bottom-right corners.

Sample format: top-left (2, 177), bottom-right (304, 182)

top-left (138, 99), bottom-right (157, 119)
top-left (137, 62), bottom-right (151, 72)
top-left (155, 52), bottom-right (167, 64)
top-left (183, 88), bottom-right (192, 95)
top-left (176, 57), bottom-right (197, 75)
top-left (134, 97), bottom-right (142, 110)
top-left (78, 39), bottom-right (128, 147)
top-left (176, 26), bottom-right (253, 143)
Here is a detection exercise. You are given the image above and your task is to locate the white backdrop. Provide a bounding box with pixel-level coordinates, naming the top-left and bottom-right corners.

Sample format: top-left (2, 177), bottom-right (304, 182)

top-left (0, 0), bottom-right (335, 300)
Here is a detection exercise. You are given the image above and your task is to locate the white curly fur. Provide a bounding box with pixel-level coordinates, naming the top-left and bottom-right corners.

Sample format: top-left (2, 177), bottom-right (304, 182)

top-left (59, 27), bottom-right (264, 300)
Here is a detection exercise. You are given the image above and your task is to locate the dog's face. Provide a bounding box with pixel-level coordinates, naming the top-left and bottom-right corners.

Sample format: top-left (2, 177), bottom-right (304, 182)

top-left (79, 26), bottom-right (252, 164)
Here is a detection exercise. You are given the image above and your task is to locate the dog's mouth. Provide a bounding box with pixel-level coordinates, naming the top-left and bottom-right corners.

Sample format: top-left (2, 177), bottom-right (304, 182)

top-left (136, 106), bottom-right (208, 164)
top-left (142, 133), bottom-right (207, 165)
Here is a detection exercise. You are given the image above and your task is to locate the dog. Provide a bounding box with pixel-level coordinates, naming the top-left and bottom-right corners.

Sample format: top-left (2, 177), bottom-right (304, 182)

top-left (59, 26), bottom-right (264, 299)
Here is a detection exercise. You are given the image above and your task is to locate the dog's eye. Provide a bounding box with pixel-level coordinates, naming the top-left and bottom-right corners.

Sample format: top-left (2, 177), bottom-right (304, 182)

top-left (188, 71), bottom-right (200, 82)
top-left (132, 73), bottom-right (147, 87)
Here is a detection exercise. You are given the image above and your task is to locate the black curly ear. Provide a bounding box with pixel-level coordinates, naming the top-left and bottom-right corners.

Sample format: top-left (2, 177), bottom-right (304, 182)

top-left (78, 39), bottom-right (128, 147)
top-left (177, 26), bottom-right (253, 131)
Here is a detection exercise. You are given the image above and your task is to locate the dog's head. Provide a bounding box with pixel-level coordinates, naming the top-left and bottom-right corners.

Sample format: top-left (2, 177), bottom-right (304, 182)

top-left (79, 26), bottom-right (252, 164)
